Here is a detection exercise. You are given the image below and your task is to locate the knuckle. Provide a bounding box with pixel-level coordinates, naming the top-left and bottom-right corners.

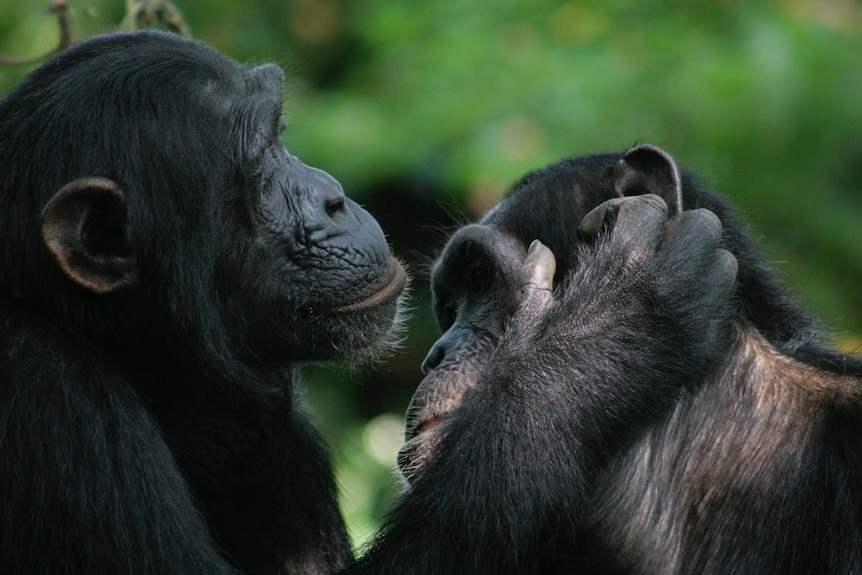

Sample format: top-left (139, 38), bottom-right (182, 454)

top-left (715, 248), bottom-right (739, 282)
top-left (664, 209), bottom-right (722, 253)
top-left (619, 194), bottom-right (668, 222)
top-left (613, 196), bottom-right (668, 250)
top-left (637, 193), bottom-right (669, 215)
top-left (687, 208), bottom-right (723, 241)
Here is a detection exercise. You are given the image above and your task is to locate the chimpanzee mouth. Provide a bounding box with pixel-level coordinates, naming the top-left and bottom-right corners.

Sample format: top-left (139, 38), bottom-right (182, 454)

top-left (405, 412), bottom-right (453, 442)
top-left (334, 258), bottom-right (407, 314)
top-left (399, 363), bottom-right (477, 480)
top-left (398, 412), bottom-right (453, 482)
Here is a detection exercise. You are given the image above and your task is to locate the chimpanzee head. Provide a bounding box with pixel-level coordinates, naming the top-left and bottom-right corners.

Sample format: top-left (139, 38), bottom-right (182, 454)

top-left (397, 146), bottom-right (705, 482)
top-left (0, 31), bottom-right (406, 374)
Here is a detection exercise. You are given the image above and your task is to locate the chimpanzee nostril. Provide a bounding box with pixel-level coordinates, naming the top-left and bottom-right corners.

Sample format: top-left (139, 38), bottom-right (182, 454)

top-left (325, 196), bottom-right (346, 219)
top-left (297, 162), bottom-right (352, 229)
top-left (421, 344), bottom-right (446, 375)
top-left (420, 325), bottom-right (473, 375)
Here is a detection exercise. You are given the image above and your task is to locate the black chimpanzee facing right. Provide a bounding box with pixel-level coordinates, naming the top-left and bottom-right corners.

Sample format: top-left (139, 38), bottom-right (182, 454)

top-left (0, 31), bottom-right (407, 574)
top-left (369, 145), bottom-right (862, 574)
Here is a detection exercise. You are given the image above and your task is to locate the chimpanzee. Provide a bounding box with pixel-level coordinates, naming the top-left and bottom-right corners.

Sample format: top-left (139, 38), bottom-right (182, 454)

top-left (363, 145), bottom-right (862, 574)
top-left (0, 31), bottom-right (408, 574)
top-left (0, 31), bottom-right (821, 575)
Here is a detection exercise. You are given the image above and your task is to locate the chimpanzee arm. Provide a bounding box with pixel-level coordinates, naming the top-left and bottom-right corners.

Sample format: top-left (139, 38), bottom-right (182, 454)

top-left (350, 195), bottom-right (738, 574)
top-left (0, 320), bottom-right (239, 575)
top-left (168, 393), bottom-right (355, 575)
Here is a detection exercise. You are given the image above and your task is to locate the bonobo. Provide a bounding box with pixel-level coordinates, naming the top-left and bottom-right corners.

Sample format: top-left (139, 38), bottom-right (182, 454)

top-left (369, 145), bottom-right (861, 574)
top-left (0, 31), bottom-right (405, 574)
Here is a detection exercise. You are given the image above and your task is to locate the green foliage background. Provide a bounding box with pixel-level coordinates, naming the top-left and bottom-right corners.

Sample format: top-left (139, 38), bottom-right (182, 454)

top-left (2, 0), bottom-right (861, 548)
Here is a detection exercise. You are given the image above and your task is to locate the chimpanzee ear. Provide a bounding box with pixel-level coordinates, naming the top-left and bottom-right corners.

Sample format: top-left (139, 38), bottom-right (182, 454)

top-left (613, 144), bottom-right (683, 214)
top-left (40, 177), bottom-right (139, 294)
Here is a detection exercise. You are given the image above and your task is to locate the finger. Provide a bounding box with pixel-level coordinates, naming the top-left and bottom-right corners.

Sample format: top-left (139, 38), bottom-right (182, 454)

top-left (520, 240), bottom-right (556, 310)
top-left (611, 194), bottom-right (668, 245)
top-left (660, 209), bottom-right (723, 263)
top-left (577, 197), bottom-right (625, 242)
top-left (712, 248), bottom-right (738, 293)
top-left (663, 208), bottom-right (722, 248)
top-left (578, 196), bottom-right (669, 254)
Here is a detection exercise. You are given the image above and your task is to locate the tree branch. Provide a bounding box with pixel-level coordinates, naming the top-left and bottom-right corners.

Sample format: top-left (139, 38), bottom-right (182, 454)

top-left (124, 0), bottom-right (191, 37)
top-left (0, 0), bottom-right (75, 66)
top-left (0, 0), bottom-right (193, 69)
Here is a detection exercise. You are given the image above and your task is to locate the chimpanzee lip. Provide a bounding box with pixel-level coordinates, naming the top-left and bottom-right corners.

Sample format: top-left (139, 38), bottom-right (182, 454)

top-left (398, 413), bottom-right (453, 480)
top-left (405, 411), bottom-right (453, 442)
top-left (334, 258), bottom-right (406, 314)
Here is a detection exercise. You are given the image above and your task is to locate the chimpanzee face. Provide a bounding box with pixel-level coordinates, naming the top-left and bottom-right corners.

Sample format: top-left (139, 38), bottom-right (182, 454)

top-left (24, 33), bottom-right (405, 368)
top-left (220, 63), bottom-right (407, 362)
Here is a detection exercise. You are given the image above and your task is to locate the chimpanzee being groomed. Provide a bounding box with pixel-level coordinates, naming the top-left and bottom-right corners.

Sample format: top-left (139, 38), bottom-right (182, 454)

top-left (376, 145), bottom-right (862, 574)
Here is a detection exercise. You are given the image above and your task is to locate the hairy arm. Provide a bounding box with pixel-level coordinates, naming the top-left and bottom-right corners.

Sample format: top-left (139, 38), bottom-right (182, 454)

top-left (351, 195), bottom-right (737, 574)
top-left (0, 320), bottom-right (239, 574)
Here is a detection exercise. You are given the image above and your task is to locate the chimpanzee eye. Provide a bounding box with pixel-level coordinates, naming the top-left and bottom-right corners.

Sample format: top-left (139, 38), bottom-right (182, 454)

top-left (468, 261), bottom-right (491, 293)
top-left (443, 299), bottom-right (457, 329)
top-left (258, 146), bottom-right (281, 184)
top-left (433, 294), bottom-right (457, 332)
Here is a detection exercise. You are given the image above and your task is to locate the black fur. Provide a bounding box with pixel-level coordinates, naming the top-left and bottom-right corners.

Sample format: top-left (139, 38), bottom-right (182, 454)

top-left (0, 31), bottom-right (405, 574)
top-left (360, 147), bottom-right (862, 574)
